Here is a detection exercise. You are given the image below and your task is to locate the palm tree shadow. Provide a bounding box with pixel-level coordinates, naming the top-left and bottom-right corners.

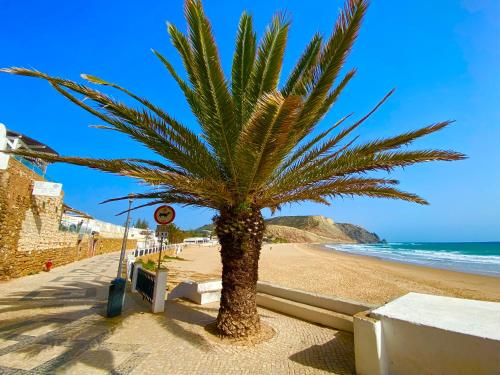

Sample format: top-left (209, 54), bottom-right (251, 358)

top-left (0, 280), bottom-right (126, 373)
top-left (0, 279), bottom-right (276, 371)
top-left (149, 296), bottom-right (275, 350)
top-left (288, 331), bottom-right (355, 374)
top-left (126, 293), bottom-right (216, 352)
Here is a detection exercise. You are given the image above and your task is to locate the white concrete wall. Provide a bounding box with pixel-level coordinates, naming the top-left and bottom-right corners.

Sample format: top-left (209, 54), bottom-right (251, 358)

top-left (353, 311), bottom-right (384, 375)
top-left (0, 123), bottom-right (9, 170)
top-left (379, 317), bottom-right (500, 375)
top-left (355, 293), bottom-right (500, 375)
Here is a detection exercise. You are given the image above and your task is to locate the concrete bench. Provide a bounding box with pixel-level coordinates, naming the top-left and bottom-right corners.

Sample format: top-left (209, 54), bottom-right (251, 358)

top-left (168, 280), bottom-right (222, 305)
top-left (354, 292), bottom-right (500, 375)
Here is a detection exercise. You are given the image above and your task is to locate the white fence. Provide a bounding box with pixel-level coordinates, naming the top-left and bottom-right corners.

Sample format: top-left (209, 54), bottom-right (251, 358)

top-left (131, 244), bottom-right (183, 259)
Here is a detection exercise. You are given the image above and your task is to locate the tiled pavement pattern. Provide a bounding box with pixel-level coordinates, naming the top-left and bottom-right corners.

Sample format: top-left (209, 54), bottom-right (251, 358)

top-left (0, 253), bottom-right (355, 374)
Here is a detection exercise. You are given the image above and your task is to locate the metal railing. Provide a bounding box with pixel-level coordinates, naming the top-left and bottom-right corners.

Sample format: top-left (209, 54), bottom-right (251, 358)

top-left (133, 247), bottom-right (159, 257)
top-left (136, 268), bottom-right (155, 304)
top-left (132, 244), bottom-right (183, 258)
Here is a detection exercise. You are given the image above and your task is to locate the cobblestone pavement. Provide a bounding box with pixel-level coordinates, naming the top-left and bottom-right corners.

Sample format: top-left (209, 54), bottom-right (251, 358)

top-left (0, 252), bottom-right (355, 374)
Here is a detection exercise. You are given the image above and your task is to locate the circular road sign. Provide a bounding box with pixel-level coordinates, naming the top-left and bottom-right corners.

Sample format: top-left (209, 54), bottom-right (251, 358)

top-left (154, 205), bottom-right (176, 225)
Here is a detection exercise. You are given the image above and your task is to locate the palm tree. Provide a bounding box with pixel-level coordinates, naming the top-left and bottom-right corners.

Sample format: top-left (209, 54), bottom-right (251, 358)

top-left (1, 0), bottom-right (465, 338)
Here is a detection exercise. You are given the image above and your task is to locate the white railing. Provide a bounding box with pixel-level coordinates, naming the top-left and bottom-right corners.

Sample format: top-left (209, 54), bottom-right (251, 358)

top-left (126, 243), bottom-right (184, 281)
top-left (131, 243), bottom-right (184, 258)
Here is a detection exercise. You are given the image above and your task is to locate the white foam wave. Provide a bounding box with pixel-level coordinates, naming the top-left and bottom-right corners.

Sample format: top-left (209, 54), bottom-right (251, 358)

top-left (325, 243), bottom-right (500, 276)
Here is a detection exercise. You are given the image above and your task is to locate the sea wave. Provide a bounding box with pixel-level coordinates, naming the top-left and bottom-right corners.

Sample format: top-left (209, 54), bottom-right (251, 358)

top-left (324, 243), bottom-right (500, 276)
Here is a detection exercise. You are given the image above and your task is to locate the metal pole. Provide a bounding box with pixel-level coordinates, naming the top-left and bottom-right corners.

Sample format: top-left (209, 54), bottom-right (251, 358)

top-left (157, 236), bottom-right (164, 270)
top-left (117, 195), bottom-right (133, 278)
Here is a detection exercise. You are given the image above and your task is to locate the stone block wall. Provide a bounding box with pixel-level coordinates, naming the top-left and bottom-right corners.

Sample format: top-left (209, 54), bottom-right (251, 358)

top-left (17, 194), bottom-right (77, 251)
top-left (0, 158), bottom-right (136, 280)
top-left (5, 238), bottom-right (137, 278)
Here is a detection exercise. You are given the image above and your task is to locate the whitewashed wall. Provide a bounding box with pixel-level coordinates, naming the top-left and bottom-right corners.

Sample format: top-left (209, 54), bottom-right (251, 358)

top-left (354, 293), bottom-right (500, 375)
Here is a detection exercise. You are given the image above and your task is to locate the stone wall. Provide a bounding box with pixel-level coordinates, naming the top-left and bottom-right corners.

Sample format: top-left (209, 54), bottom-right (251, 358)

top-left (17, 194), bottom-right (77, 252)
top-left (5, 237), bottom-right (137, 279)
top-left (0, 158), bottom-right (136, 280)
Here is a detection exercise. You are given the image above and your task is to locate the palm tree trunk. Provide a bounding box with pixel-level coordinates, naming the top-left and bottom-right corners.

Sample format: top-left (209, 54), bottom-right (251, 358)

top-left (214, 207), bottom-right (264, 338)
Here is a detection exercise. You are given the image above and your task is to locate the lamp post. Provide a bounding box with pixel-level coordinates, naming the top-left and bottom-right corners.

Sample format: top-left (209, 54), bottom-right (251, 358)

top-left (106, 195), bottom-right (133, 318)
top-left (117, 196), bottom-right (133, 278)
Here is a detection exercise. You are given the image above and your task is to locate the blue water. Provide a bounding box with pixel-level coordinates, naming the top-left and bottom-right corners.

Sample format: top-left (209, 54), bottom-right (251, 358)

top-left (324, 242), bottom-right (500, 277)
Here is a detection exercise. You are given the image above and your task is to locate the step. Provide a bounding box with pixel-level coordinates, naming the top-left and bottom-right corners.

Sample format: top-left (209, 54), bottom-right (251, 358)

top-left (257, 293), bottom-right (354, 332)
top-left (257, 281), bottom-right (375, 315)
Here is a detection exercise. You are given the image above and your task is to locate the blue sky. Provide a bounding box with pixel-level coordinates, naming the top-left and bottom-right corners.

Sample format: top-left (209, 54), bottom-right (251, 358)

top-left (2, 0), bottom-right (499, 241)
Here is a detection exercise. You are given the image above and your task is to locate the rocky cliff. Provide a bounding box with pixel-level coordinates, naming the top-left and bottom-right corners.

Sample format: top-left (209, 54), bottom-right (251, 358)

top-left (265, 215), bottom-right (381, 244)
top-left (196, 215), bottom-right (382, 244)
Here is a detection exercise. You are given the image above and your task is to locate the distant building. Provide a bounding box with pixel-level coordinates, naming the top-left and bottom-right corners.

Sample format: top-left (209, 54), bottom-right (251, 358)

top-left (0, 123), bottom-right (58, 176)
top-left (0, 123), bottom-right (138, 279)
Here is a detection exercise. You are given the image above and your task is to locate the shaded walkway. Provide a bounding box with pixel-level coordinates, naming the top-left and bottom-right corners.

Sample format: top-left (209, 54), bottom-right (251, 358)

top-left (0, 252), bottom-right (355, 374)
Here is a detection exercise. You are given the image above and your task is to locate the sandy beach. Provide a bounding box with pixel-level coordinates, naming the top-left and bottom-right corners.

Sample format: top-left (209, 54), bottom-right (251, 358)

top-left (168, 243), bottom-right (500, 305)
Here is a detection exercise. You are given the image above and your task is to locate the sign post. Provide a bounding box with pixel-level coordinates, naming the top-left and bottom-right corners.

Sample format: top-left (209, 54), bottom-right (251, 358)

top-left (153, 206), bottom-right (175, 270)
top-left (155, 225), bottom-right (169, 269)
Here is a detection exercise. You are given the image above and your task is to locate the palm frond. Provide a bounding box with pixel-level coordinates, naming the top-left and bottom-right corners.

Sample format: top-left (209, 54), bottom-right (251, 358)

top-left (293, 89), bottom-right (394, 168)
top-left (2, 67), bottom-right (222, 180)
top-left (166, 22), bottom-right (197, 86)
top-left (328, 149), bottom-right (466, 176)
top-left (184, 0), bottom-right (237, 182)
top-left (270, 89), bottom-right (394, 192)
top-left (281, 33), bottom-right (322, 96)
top-left (2, 148), bottom-right (233, 207)
top-left (275, 114), bottom-right (352, 177)
top-left (150, 48), bottom-right (206, 124)
top-left (295, 0), bottom-right (367, 138)
top-left (102, 191), bottom-right (212, 210)
top-left (234, 92), bottom-right (301, 198)
top-left (260, 177), bottom-right (428, 207)
top-left (1, 0), bottom-right (465, 214)
top-left (232, 12), bottom-right (256, 128)
top-left (80, 72), bottom-right (219, 173)
top-left (309, 68), bottom-right (357, 125)
top-left (115, 200), bottom-right (165, 216)
top-left (347, 121), bottom-right (455, 155)
top-left (246, 13), bottom-right (290, 122)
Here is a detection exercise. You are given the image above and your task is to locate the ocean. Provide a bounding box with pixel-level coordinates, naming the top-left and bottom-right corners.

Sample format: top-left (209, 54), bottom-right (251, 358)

top-left (324, 242), bottom-right (500, 277)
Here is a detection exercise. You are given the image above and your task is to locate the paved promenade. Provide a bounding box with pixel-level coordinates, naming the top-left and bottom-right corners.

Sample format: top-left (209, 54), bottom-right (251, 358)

top-left (0, 252), bottom-right (355, 374)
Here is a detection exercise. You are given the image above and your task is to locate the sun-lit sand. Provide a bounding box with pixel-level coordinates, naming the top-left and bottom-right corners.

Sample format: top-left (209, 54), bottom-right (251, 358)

top-left (169, 243), bottom-right (500, 305)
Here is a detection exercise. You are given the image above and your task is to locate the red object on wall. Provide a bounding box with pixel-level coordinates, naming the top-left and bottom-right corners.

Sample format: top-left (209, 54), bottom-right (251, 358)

top-left (45, 260), bottom-right (53, 271)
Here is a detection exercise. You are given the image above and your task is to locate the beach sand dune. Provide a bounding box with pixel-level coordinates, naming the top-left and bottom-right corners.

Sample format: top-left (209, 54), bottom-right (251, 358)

top-left (170, 243), bottom-right (500, 305)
